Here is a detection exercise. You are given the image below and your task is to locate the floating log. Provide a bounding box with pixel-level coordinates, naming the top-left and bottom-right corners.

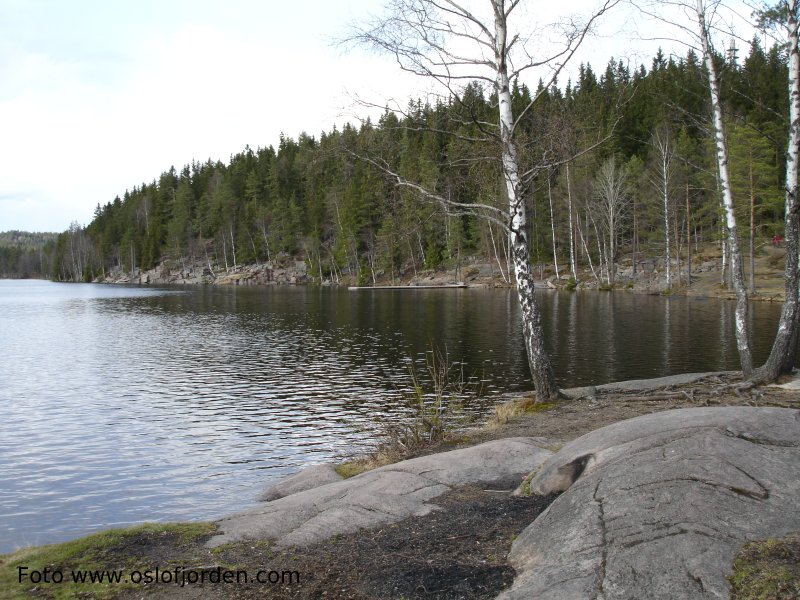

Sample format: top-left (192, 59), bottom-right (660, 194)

top-left (348, 284), bottom-right (469, 290)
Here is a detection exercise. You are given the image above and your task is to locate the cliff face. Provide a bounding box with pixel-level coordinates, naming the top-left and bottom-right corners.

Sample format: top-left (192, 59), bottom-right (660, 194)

top-left (97, 259), bottom-right (311, 286)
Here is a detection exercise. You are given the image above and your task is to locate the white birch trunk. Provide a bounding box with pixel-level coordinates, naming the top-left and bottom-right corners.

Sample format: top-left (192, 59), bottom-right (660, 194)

top-left (749, 157), bottom-right (756, 295)
top-left (493, 0), bottom-right (559, 401)
top-left (686, 181), bottom-right (692, 284)
top-left (248, 231), bottom-right (259, 268)
top-left (721, 234), bottom-right (728, 286)
top-left (547, 175), bottom-right (560, 279)
top-left (577, 210), bottom-right (599, 281)
top-left (407, 238), bottom-right (418, 279)
top-left (603, 237), bottom-right (612, 285)
top-left (488, 222), bottom-right (510, 284)
top-left (663, 155), bottom-right (672, 289)
top-left (607, 220), bottom-right (615, 285)
top-left (566, 163), bottom-right (578, 280)
top-left (652, 128), bottom-right (674, 288)
top-left (204, 247), bottom-right (213, 279)
top-left (259, 220), bottom-right (271, 263)
top-left (675, 209), bottom-right (682, 285)
top-left (757, 0), bottom-right (800, 381)
top-left (589, 211), bottom-right (606, 282)
top-left (230, 225), bottom-right (237, 269)
top-left (696, 0), bottom-right (753, 375)
top-left (675, 206), bottom-right (682, 285)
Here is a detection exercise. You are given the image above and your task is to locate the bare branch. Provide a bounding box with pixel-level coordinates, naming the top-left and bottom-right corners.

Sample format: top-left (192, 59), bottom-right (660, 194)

top-left (345, 149), bottom-right (509, 228)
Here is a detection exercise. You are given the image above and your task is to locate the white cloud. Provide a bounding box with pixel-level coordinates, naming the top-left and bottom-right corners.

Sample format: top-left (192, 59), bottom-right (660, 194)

top-left (0, 0), bottom-right (756, 232)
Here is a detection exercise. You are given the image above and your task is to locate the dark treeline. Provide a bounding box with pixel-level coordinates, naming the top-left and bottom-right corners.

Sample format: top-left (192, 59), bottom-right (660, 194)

top-left (46, 42), bottom-right (788, 285)
top-left (0, 231), bottom-right (57, 279)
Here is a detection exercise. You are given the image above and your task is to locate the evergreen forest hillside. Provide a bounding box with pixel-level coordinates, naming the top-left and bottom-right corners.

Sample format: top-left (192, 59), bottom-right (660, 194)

top-left (38, 44), bottom-right (791, 286)
top-left (0, 231), bottom-right (57, 279)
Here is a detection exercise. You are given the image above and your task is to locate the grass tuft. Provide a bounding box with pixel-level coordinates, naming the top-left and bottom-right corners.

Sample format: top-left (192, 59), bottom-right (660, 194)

top-left (0, 522), bottom-right (217, 600)
top-left (336, 346), bottom-right (482, 477)
top-left (729, 532), bottom-right (800, 599)
top-left (488, 397), bottom-right (557, 427)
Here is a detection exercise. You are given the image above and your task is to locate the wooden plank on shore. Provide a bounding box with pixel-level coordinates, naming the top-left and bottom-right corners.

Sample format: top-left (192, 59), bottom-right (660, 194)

top-left (348, 284), bottom-right (468, 290)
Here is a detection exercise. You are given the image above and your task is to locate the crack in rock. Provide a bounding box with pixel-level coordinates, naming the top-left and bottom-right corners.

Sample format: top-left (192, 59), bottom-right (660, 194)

top-left (618, 475), bottom-right (769, 501)
top-left (501, 408), bottom-right (800, 599)
top-left (592, 479), bottom-right (608, 600)
top-left (619, 525), bottom-right (733, 549)
top-left (724, 427), bottom-right (800, 448)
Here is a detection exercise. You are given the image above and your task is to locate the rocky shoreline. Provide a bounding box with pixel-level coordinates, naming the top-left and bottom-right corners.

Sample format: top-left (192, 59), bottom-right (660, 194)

top-left (95, 243), bottom-right (789, 302)
top-left (3, 372), bottom-right (798, 599)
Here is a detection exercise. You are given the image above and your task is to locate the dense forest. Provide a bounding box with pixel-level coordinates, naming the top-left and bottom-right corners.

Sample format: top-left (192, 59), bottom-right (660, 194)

top-left (13, 42), bottom-right (790, 286)
top-left (0, 231), bottom-right (57, 279)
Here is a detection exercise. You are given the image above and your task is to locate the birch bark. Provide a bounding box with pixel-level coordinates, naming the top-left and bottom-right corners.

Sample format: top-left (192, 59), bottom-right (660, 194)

top-left (695, 0), bottom-right (754, 376)
top-left (655, 130), bottom-right (673, 289)
top-left (756, 0), bottom-right (800, 381)
top-left (350, 0), bottom-right (615, 401)
top-left (547, 175), bottom-right (561, 279)
top-left (494, 0), bottom-right (559, 400)
top-left (686, 181), bottom-right (692, 284)
top-left (566, 163), bottom-right (578, 280)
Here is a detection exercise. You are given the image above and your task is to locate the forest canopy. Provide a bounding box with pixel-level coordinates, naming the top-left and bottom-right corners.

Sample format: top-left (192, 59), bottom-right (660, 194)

top-left (12, 41), bottom-right (790, 285)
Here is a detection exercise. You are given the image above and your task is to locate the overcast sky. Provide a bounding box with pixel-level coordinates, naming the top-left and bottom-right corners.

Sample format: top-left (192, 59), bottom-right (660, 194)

top-left (0, 0), bottom-right (756, 232)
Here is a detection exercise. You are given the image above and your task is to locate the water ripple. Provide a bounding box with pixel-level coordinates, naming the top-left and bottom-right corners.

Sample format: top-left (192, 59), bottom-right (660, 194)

top-left (0, 280), bottom-right (787, 553)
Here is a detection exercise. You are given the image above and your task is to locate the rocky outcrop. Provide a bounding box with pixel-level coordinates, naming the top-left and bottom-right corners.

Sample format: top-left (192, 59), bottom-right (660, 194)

top-left (258, 463), bottom-right (343, 502)
top-left (207, 437), bottom-right (554, 550)
top-left (501, 407), bottom-right (800, 599)
top-left (98, 258), bottom-right (311, 286)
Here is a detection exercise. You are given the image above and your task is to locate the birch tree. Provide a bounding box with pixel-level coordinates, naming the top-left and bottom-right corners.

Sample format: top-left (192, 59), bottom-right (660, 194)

top-left (753, 0), bottom-right (800, 381)
top-left (635, 0), bottom-right (754, 375)
top-left (566, 163), bottom-right (579, 280)
top-left (349, 0), bottom-right (617, 401)
top-left (651, 126), bottom-right (677, 289)
top-left (696, 0), bottom-right (754, 375)
top-left (593, 156), bottom-right (630, 284)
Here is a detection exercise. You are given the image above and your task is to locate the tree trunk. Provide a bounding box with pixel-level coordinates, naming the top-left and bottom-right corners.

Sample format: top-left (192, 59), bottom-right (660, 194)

top-left (663, 153), bottom-right (672, 289)
top-left (756, 0), bottom-right (800, 382)
top-left (566, 163), bottom-right (577, 280)
top-left (675, 205), bottom-right (682, 286)
top-left (259, 220), bottom-right (271, 263)
top-left (248, 230), bottom-right (259, 268)
top-left (686, 181), bottom-right (692, 285)
top-left (494, 1), bottom-right (559, 401)
top-left (488, 222), bottom-right (509, 284)
top-left (749, 154), bottom-right (756, 296)
top-left (547, 175), bottom-right (560, 279)
top-left (696, 0), bottom-right (753, 376)
top-left (720, 231), bottom-right (726, 286)
top-left (407, 237), bottom-right (418, 280)
top-left (590, 212), bottom-right (606, 282)
top-left (632, 188), bottom-right (638, 278)
top-left (230, 225), bottom-right (237, 269)
top-left (577, 208), bottom-right (599, 281)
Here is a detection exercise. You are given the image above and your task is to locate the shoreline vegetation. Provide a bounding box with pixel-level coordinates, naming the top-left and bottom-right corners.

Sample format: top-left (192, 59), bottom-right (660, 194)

top-left (2, 371), bottom-right (798, 599)
top-left (91, 240), bottom-right (788, 303)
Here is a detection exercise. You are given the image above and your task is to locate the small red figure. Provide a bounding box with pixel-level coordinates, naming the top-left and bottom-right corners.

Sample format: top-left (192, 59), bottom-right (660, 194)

top-left (773, 234), bottom-right (784, 247)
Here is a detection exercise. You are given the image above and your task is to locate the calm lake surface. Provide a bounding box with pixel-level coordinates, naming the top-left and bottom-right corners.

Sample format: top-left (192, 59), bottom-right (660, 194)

top-left (0, 279), bottom-right (787, 552)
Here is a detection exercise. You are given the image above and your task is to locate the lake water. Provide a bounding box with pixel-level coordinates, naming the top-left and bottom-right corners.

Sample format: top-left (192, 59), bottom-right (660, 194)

top-left (0, 279), bottom-right (787, 553)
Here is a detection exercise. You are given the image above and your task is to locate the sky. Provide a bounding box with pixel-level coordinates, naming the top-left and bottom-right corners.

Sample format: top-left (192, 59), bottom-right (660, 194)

top-left (0, 0), bottom-right (758, 233)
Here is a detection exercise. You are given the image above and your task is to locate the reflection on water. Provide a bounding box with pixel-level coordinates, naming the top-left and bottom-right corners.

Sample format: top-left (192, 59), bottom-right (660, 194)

top-left (0, 280), bottom-right (786, 552)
